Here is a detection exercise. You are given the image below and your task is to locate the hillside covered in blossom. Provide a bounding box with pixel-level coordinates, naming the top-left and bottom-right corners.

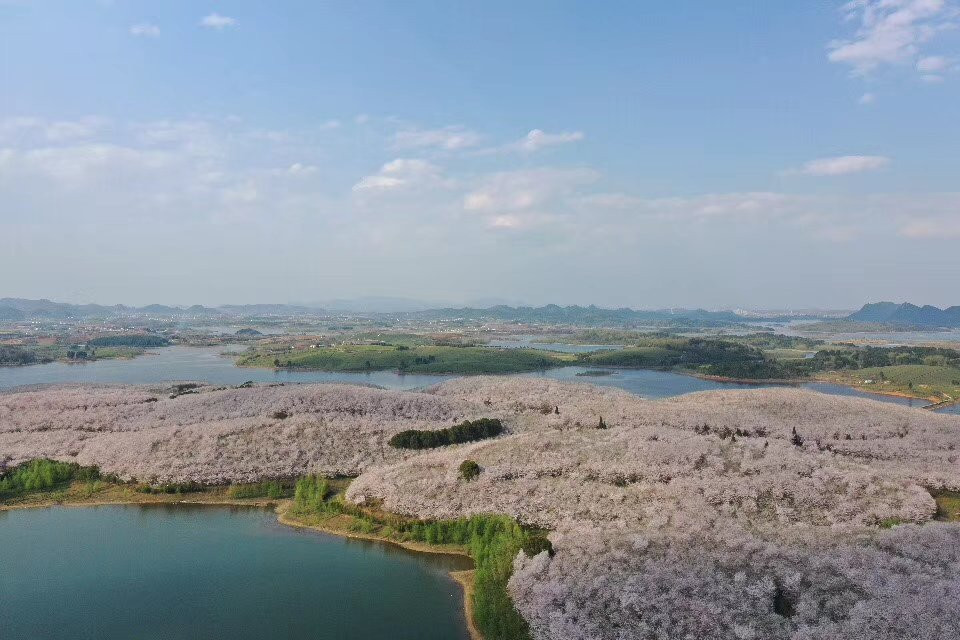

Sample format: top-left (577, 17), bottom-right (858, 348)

top-left (3, 378), bottom-right (960, 638)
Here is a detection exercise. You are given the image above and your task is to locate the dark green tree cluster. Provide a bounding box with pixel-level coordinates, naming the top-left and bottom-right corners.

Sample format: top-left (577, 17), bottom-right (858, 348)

top-left (228, 480), bottom-right (291, 499)
top-left (459, 459), bottom-right (481, 481)
top-left (583, 338), bottom-right (794, 379)
top-left (0, 459), bottom-right (101, 498)
top-left (87, 334), bottom-right (170, 348)
top-left (388, 418), bottom-right (503, 449)
top-left (808, 345), bottom-right (960, 371)
top-left (0, 346), bottom-right (48, 365)
top-left (136, 481), bottom-right (204, 494)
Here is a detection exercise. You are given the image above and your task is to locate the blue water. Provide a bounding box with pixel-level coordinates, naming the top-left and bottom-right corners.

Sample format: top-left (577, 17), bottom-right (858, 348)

top-left (1, 345), bottom-right (949, 412)
top-left (521, 366), bottom-right (777, 398)
top-left (0, 345), bottom-right (451, 391)
top-left (939, 403), bottom-right (960, 415)
top-left (0, 505), bottom-right (471, 640)
top-left (523, 366), bottom-right (932, 408)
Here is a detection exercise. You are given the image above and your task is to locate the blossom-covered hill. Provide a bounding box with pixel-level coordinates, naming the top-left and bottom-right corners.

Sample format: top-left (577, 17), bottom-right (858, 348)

top-left (0, 382), bottom-right (482, 482)
top-left (3, 378), bottom-right (960, 639)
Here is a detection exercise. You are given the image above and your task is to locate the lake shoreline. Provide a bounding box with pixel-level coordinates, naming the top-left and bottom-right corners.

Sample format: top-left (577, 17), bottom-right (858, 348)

top-left (1, 490), bottom-right (482, 640)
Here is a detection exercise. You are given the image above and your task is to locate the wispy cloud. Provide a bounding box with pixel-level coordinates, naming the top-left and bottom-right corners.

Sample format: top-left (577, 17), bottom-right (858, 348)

top-left (786, 155), bottom-right (891, 176)
top-left (392, 126), bottom-right (481, 151)
top-left (463, 167), bottom-right (597, 230)
top-left (514, 129), bottom-right (584, 152)
top-left (200, 13), bottom-right (236, 29)
top-left (352, 158), bottom-right (442, 192)
top-left (0, 116), bottom-right (107, 143)
top-left (129, 23), bottom-right (160, 38)
top-left (827, 0), bottom-right (956, 77)
top-left (859, 91), bottom-right (876, 104)
top-left (581, 191), bottom-right (804, 222)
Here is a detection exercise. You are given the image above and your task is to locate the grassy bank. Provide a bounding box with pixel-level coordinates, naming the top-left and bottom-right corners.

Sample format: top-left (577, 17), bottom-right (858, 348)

top-left (814, 364), bottom-right (960, 404)
top-left (0, 461), bottom-right (292, 510)
top-left (238, 343), bottom-right (571, 374)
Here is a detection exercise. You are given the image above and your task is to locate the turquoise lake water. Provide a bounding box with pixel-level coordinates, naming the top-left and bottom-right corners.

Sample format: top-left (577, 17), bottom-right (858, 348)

top-left (0, 505), bottom-right (471, 640)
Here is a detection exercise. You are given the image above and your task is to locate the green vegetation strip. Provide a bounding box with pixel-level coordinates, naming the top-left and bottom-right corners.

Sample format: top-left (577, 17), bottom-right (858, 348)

top-left (238, 343), bottom-right (570, 374)
top-left (291, 475), bottom-right (549, 640)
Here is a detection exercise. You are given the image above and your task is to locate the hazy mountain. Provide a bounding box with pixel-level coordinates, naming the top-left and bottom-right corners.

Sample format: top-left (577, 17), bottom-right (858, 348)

top-left (0, 305), bottom-right (25, 321)
top-left (408, 304), bottom-right (753, 327)
top-left (313, 297), bottom-right (445, 313)
top-left (218, 304), bottom-right (317, 316)
top-left (847, 302), bottom-right (960, 327)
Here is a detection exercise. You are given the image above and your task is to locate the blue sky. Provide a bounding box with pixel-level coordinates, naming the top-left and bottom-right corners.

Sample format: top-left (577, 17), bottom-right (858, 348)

top-left (1, 1), bottom-right (958, 308)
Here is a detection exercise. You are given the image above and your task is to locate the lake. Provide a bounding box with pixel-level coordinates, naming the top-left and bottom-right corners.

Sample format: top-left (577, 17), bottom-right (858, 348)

top-left (0, 345), bottom-right (452, 391)
top-left (524, 366), bottom-right (932, 408)
top-left (0, 505), bottom-right (471, 640)
top-left (0, 345), bottom-right (944, 411)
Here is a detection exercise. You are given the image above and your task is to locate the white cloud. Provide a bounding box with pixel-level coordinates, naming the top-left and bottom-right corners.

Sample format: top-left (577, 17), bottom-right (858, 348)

top-left (584, 191), bottom-right (805, 222)
top-left (392, 126), bottom-right (481, 151)
top-left (130, 23), bottom-right (160, 37)
top-left (0, 116), bottom-right (106, 144)
top-left (788, 155), bottom-right (891, 176)
top-left (513, 129), bottom-right (584, 153)
top-left (464, 168), bottom-right (597, 214)
top-left (1, 144), bottom-right (175, 185)
top-left (917, 54), bottom-right (951, 71)
top-left (476, 129), bottom-right (585, 156)
top-left (285, 162), bottom-right (318, 176)
top-left (859, 91), bottom-right (877, 104)
top-left (200, 13), bottom-right (236, 29)
top-left (352, 158), bottom-right (441, 192)
top-left (828, 0), bottom-right (956, 76)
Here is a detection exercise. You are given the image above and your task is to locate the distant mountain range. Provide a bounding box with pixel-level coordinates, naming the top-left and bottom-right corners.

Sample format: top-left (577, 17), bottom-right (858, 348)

top-left (0, 297), bottom-right (834, 326)
top-left (408, 304), bottom-right (753, 327)
top-left (847, 302), bottom-right (960, 328)
top-left (0, 298), bottom-right (315, 320)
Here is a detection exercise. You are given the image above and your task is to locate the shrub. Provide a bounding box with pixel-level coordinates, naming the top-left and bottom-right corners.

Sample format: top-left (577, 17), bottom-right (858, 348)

top-left (228, 480), bottom-right (290, 499)
top-left (388, 418), bottom-right (503, 449)
top-left (459, 460), bottom-right (481, 481)
top-left (0, 459), bottom-right (100, 498)
top-left (136, 481), bottom-right (204, 494)
top-left (293, 474), bottom-right (331, 512)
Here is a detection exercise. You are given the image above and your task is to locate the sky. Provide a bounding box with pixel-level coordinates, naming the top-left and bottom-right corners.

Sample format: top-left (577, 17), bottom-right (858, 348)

top-left (1, 1), bottom-right (959, 310)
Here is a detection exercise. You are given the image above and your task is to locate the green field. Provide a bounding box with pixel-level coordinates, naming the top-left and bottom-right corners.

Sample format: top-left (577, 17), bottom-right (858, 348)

top-left (815, 364), bottom-right (960, 403)
top-left (238, 344), bottom-right (572, 374)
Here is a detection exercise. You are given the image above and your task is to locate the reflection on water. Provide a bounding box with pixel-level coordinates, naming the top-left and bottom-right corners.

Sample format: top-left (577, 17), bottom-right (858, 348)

top-left (0, 505), bottom-right (470, 640)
